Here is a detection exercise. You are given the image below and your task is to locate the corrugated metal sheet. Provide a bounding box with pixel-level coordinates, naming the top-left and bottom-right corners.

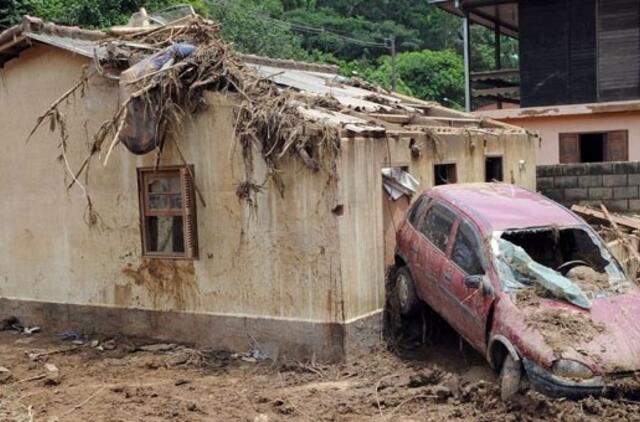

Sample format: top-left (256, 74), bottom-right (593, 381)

top-left (246, 63), bottom-right (403, 113)
top-left (24, 32), bottom-right (106, 60)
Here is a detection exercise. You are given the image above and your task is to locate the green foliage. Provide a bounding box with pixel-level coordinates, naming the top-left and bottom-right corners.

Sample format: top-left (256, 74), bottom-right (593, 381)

top-left (208, 0), bottom-right (308, 60)
top-left (358, 50), bottom-right (464, 106)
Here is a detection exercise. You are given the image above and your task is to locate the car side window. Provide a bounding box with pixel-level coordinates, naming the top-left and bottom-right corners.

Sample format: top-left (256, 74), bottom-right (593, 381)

top-left (408, 195), bottom-right (431, 228)
top-left (452, 220), bottom-right (485, 275)
top-left (420, 202), bottom-right (456, 253)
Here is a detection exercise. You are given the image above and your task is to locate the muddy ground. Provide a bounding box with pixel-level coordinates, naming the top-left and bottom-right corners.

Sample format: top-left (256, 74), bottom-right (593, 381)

top-left (1, 328), bottom-right (639, 422)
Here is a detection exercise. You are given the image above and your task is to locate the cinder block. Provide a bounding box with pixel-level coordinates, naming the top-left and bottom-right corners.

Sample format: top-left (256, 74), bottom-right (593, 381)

top-left (565, 188), bottom-right (589, 201)
top-left (628, 199), bottom-right (640, 212)
top-left (628, 173), bottom-right (640, 186)
top-left (603, 174), bottom-right (627, 187)
top-left (554, 176), bottom-right (578, 189)
top-left (542, 189), bottom-right (564, 202)
top-left (578, 175), bottom-right (602, 188)
top-left (604, 199), bottom-right (629, 212)
top-left (586, 162), bottom-right (613, 175)
top-left (562, 164), bottom-right (587, 176)
top-left (588, 187), bottom-right (613, 200)
top-left (537, 165), bottom-right (562, 177)
top-left (614, 186), bottom-right (639, 199)
top-left (613, 161), bottom-right (639, 174)
top-left (537, 177), bottom-right (554, 190)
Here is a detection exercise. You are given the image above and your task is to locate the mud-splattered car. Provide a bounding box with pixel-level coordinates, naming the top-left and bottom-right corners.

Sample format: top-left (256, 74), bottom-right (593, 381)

top-left (392, 183), bottom-right (638, 399)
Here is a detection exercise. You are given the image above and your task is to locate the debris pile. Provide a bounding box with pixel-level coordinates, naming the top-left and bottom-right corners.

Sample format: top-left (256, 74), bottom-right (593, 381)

top-left (572, 204), bottom-right (640, 279)
top-left (29, 16), bottom-right (341, 213)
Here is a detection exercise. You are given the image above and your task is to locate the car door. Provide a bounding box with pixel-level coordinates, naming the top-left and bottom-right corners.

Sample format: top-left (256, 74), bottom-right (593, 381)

top-left (414, 201), bottom-right (457, 316)
top-left (443, 218), bottom-right (493, 352)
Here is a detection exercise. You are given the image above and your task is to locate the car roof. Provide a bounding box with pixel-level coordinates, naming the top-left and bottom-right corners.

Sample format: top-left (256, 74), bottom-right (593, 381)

top-left (429, 183), bottom-right (582, 233)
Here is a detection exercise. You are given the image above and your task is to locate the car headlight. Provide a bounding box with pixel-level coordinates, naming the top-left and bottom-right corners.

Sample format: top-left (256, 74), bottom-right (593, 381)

top-left (551, 359), bottom-right (594, 380)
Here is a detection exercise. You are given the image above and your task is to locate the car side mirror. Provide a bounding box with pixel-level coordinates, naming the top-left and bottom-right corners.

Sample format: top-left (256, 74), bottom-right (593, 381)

top-left (464, 275), bottom-right (483, 289)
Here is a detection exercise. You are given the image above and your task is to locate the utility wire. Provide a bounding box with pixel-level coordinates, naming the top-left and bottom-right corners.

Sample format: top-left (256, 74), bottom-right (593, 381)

top-left (205, 0), bottom-right (398, 90)
top-left (206, 0), bottom-right (389, 48)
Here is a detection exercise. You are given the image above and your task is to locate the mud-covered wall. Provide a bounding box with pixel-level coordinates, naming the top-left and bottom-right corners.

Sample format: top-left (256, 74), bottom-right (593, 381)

top-left (0, 45), bottom-right (343, 327)
top-left (338, 130), bottom-right (537, 321)
top-left (0, 45), bottom-right (538, 353)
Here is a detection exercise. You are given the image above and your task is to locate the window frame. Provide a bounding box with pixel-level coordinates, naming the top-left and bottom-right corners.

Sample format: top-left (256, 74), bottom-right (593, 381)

top-left (137, 165), bottom-right (199, 260)
top-left (418, 200), bottom-right (457, 255)
top-left (450, 218), bottom-right (486, 276)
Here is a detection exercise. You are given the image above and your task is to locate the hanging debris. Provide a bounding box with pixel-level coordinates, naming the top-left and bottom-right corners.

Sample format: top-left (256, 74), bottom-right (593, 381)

top-left (28, 16), bottom-right (341, 211)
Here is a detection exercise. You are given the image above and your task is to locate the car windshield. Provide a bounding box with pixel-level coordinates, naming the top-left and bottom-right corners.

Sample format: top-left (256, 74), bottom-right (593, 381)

top-left (491, 225), bottom-right (630, 307)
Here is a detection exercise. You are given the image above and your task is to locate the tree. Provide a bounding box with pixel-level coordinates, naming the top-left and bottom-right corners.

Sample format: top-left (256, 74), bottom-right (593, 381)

top-left (359, 49), bottom-right (465, 107)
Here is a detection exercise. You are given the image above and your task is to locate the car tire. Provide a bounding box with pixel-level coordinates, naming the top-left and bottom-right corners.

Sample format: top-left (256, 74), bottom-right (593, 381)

top-left (500, 353), bottom-right (522, 401)
top-left (394, 267), bottom-right (419, 317)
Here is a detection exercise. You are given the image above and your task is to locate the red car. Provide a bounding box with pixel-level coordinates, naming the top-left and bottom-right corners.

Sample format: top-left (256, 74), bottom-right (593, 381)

top-left (393, 183), bottom-right (638, 399)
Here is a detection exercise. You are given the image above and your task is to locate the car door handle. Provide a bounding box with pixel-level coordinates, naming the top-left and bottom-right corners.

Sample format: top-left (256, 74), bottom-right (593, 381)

top-left (443, 271), bottom-right (452, 283)
top-left (410, 244), bottom-right (419, 254)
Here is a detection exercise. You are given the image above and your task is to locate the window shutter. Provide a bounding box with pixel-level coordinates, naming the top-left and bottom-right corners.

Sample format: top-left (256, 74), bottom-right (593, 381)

top-left (180, 167), bottom-right (199, 259)
top-left (559, 133), bottom-right (580, 163)
top-left (604, 131), bottom-right (629, 162)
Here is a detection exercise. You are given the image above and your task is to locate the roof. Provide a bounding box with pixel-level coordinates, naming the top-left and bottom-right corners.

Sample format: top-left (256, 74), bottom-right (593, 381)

top-left (0, 16), bottom-right (528, 137)
top-left (430, 0), bottom-right (519, 38)
top-left (432, 183), bottom-right (580, 232)
top-left (0, 16), bottom-right (105, 67)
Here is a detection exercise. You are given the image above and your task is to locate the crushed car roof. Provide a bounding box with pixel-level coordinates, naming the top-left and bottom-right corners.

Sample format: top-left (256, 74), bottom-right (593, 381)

top-left (433, 183), bottom-right (581, 232)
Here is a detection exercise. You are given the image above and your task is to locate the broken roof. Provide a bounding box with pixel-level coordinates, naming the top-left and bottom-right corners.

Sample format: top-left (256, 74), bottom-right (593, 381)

top-left (0, 15), bottom-right (526, 137)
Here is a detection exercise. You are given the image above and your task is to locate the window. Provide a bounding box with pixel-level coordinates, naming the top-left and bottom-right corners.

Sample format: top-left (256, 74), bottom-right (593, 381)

top-left (452, 221), bottom-right (485, 275)
top-left (420, 202), bottom-right (456, 253)
top-left (559, 131), bottom-right (628, 163)
top-left (434, 164), bottom-right (457, 186)
top-left (138, 166), bottom-right (198, 259)
top-left (485, 156), bottom-right (503, 182)
top-left (408, 195), bottom-right (431, 227)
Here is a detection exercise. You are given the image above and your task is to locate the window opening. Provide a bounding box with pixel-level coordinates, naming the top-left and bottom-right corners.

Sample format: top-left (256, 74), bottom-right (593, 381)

top-left (485, 156), bottom-right (504, 182)
top-left (434, 164), bottom-right (457, 186)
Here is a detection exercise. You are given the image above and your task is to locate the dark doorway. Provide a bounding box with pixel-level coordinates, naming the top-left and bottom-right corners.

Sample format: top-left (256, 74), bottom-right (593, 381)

top-left (434, 164), bottom-right (457, 186)
top-left (579, 133), bottom-right (605, 163)
top-left (485, 156), bottom-right (504, 182)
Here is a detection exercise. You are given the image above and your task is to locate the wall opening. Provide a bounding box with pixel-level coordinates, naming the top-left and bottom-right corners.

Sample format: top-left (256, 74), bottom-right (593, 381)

top-left (434, 164), bottom-right (457, 186)
top-left (580, 133), bottom-right (604, 163)
top-left (485, 156), bottom-right (504, 182)
top-left (559, 130), bottom-right (628, 163)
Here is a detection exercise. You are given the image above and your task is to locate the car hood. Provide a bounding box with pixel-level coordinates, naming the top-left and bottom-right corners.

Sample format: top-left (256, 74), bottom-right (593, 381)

top-left (527, 288), bottom-right (640, 373)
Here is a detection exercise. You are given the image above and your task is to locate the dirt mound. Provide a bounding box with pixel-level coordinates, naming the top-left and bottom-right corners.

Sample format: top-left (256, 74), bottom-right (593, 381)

top-left (525, 308), bottom-right (606, 354)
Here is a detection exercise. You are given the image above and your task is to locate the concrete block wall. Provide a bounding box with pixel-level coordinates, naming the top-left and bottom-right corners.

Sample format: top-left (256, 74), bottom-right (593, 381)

top-left (537, 162), bottom-right (640, 213)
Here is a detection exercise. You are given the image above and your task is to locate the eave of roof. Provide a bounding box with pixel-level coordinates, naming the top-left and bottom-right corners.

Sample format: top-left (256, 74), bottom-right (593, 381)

top-left (429, 0), bottom-right (519, 38)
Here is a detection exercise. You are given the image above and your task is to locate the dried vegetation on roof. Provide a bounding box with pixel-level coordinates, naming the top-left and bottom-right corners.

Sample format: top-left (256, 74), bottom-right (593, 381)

top-left (28, 17), bottom-right (341, 217)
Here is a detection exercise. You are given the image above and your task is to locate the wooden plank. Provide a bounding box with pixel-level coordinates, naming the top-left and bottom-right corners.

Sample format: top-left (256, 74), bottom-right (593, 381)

top-left (571, 204), bottom-right (640, 231)
top-left (368, 113), bottom-right (412, 124)
top-left (600, 204), bottom-right (640, 265)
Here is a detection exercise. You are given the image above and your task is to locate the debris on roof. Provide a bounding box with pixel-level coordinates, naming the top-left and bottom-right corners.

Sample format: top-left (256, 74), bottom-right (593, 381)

top-left (4, 12), bottom-right (530, 218)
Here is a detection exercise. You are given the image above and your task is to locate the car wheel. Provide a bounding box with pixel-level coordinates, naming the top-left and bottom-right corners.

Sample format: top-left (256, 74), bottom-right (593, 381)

top-left (500, 353), bottom-right (522, 401)
top-left (395, 267), bottom-right (419, 317)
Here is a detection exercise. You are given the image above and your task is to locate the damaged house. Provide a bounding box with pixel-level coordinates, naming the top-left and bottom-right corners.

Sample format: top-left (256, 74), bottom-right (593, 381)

top-left (0, 15), bottom-right (536, 361)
